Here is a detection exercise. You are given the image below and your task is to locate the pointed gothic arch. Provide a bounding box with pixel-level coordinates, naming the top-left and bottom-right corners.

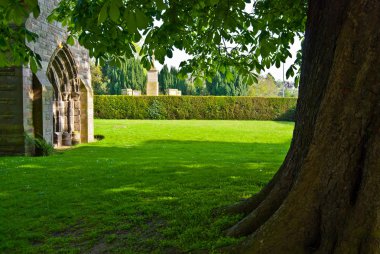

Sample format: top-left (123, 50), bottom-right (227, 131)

top-left (47, 44), bottom-right (81, 146)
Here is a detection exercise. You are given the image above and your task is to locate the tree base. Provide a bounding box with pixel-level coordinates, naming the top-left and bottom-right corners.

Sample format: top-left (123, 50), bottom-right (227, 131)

top-left (218, 0), bottom-right (380, 252)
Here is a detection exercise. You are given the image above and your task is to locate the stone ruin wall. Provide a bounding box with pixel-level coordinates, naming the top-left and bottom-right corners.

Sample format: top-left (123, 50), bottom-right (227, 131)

top-left (0, 0), bottom-right (94, 155)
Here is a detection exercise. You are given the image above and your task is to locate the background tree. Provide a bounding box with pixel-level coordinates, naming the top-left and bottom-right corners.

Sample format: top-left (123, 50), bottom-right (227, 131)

top-left (158, 64), bottom-right (172, 94)
top-left (90, 62), bottom-right (108, 95)
top-left (248, 74), bottom-right (278, 97)
top-left (102, 58), bottom-right (147, 94)
top-left (206, 69), bottom-right (248, 96)
top-left (169, 67), bottom-right (189, 94)
top-left (158, 65), bottom-right (194, 95)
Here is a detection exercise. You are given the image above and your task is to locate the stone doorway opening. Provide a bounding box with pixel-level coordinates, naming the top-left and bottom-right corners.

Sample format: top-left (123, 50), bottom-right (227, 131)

top-left (47, 44), bottom-right (81, 147)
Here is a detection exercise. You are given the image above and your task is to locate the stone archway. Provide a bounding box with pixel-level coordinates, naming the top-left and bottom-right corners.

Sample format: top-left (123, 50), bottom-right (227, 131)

top-left (47, 44), bottom-right (81, 147)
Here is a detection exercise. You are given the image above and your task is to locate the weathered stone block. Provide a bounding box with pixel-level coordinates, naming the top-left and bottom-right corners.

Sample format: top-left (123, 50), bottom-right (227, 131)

top-left (146, 69), bottom-right (159, 96)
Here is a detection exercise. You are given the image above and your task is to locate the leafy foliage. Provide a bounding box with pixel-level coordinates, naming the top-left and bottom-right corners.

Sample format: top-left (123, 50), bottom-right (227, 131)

top-left (102, 58), bottom-right (147, 94)
top-left (158, 65), bottom-right (192, 95)
top-left (0, 0), bottom-right (41, 69)
top-left (206, 68), bottom-right (248, 96)
top-left (1, 0), bottom-right (306, 79)
top-left (50, 0), bottom-right (306, 79)
top-left (90, 62), bottom-right (109, 95)
top-left (147, 99), bottom-right (166, 119)
top-left (159, 65), bottom-right (253, 96)
top-left (25, 134), bottom-right (54, 156)
top-left (248, 73), bottom-right (278, 97)
top-left (94, 95), bottom-right (297, 121)
top-left (158, 65), bottom-right (171, 94)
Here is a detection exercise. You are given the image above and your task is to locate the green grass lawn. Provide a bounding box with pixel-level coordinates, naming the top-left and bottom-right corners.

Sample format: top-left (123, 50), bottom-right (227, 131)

top-left (0, 120), bottom-right (293, 253)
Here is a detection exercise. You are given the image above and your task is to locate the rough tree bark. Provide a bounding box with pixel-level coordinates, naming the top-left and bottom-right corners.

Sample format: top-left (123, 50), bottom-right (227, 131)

top-left (223, 0), bottom-right (380, 253)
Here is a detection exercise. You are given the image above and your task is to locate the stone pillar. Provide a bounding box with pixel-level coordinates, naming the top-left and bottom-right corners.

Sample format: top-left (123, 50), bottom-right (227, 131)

top-left (22, 67), bottom-right (35, 154)
top-left (68, 99), bottom-right (74, 133)
top-left (146, 68), bottom-right (159, 96)
top-left (73, 93), bottom-right (81, 133)
top-left (58, 100), bottom-right (65, 132)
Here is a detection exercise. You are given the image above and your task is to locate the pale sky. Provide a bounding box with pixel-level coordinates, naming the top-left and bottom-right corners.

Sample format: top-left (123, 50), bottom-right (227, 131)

top-left (154, 38), bottom-right (301, 82)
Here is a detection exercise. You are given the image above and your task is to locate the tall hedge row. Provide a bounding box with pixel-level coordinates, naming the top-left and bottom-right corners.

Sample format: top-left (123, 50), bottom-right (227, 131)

top-left (94, 96), bottom-right (297, 121)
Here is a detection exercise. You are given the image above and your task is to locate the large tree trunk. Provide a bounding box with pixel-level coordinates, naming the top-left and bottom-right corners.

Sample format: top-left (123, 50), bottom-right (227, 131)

top-left (223, 0), bottom-right (380, 252)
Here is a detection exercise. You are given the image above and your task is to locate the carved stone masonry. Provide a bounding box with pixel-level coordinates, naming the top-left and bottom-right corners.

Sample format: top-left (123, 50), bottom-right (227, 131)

top-left (0, 0), bottom-right (94, 155)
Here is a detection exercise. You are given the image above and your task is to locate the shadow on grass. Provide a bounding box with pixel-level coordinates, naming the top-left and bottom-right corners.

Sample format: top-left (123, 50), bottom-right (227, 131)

top-left (0, 139), bottom-right (291, 253)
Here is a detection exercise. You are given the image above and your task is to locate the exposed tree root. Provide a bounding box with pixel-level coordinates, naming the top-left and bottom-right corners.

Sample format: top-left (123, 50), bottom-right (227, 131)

top-left (215, 145), bottom-right (303, 218)
top-left (213, 178), bottom-right (275, 217)
top-left (225, 178), bottom-right (292, 237)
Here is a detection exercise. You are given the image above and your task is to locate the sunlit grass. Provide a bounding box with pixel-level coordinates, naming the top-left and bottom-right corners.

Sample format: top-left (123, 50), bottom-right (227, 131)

top-left (0, 120), bottom-right (293, 253)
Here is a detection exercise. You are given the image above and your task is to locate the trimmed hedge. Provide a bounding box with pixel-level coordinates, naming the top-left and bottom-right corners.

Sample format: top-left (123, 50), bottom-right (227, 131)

top-left (94, 96), bottom-right (297, 121)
